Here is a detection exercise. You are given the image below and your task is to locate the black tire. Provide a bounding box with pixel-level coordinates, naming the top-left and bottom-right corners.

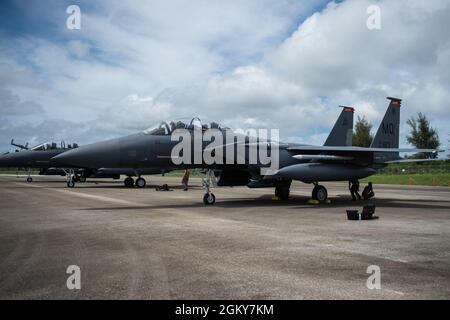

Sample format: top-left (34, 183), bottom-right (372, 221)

top-left (26, 177), bottom-right (32, 183)
top-left (135, 177), bottom-right (146, 188)
top-left (275, 185), bottom-right (290, 200)
top-left (67, 180), bottom-right (75, 188)
top-left (312, 185), bottom-right (319, 200)
top-left (315, 185), bottom-right (328, 202)
top-left (124, 177), bottom-right (134, 188)
top-left (203, 193), bottom-right (216, 205)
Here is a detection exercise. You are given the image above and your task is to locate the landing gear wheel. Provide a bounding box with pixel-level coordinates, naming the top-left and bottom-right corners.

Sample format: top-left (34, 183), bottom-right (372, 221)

top-left (312, 185), bottom-right (328, 202)
top-left (67, 180), bottom-right (75, 188)
top-left (135, 177), bottom-right (146, 188)
top-left (124, 177), bottom-right (134, 188)
top-left (26, 177), bottom-right (32, 183)
top-left (275, 184), bottom-right (290, 200)
top-left (203, 192), bottom-right (216, 205)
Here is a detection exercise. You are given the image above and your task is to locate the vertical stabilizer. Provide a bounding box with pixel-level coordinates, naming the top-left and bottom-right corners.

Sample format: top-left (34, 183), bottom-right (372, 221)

top-left (324, 106), bottom-right (354, 146)
top-left (371, 97), bottom-right (401, 148)
top-left (371, 97), bottom-right (401, 162)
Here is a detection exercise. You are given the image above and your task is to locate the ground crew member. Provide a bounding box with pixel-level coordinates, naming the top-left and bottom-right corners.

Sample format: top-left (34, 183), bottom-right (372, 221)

top-left (349, 179), bottom-right (361, 201)
top-left (182, 169), bottom-right (190, 191)
top-left (362, 181), bottom-right (375, 200)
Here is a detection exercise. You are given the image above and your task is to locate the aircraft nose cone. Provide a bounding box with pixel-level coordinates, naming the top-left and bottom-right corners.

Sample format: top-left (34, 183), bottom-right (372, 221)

top-left (0, 152), bottom-right (28, 167)
top-left (0, 154), bottom-right (9, 167)
top-left (53, 140), bottom-right (122, 168)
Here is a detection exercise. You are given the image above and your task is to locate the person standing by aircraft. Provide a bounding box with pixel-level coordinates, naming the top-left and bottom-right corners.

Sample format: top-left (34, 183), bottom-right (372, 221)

top-left (182, 169), bottom-right (190, 191)
top-left (349, 179), bottom-right (362, 201)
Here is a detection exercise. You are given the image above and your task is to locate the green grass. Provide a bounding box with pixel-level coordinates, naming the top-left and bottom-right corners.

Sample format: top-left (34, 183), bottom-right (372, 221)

top-left (361, 173), bottom-right (450, 187)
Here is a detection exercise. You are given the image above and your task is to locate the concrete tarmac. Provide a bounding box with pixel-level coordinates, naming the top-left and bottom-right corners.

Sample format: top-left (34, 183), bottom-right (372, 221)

top-left (0, 175), bottom-right (449, 299)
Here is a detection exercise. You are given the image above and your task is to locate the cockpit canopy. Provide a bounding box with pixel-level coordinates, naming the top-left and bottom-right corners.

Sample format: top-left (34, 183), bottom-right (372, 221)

top-left (30, 142), bottom-right (79, 151)
top-left (143, 118), bottom-right (225, 135)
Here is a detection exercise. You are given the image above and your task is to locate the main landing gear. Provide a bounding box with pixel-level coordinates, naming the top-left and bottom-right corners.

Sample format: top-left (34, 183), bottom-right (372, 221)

top-left (135, 177), bottom-right (146, 188)
top-left (202, 170), bottom-right (216, 205)
top-left (124, 176), bottom-right (147, 188)
top-left (124, 176), bottom-right (134, 188)
top-left (311, 182), bottom-right (328, 202)
top-left (274, 179), bottom-right (292, 200)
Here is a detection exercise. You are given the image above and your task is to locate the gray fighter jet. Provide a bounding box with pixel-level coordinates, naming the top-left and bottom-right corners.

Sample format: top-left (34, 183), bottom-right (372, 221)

top-left (0, 141), bottom-right (80, 182)
top-left (0, 140), bottom-right (166, 187)
top-left (54, 97), bottom-right (439, 204)
top-left (51, 105), bottom-right (353, 188)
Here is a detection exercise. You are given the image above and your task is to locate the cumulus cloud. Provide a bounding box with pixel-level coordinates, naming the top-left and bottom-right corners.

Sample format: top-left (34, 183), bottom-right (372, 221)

top-left (197, 0), bottom-right (450, 145)
top-left (0, 88), bottom-right (44, 115)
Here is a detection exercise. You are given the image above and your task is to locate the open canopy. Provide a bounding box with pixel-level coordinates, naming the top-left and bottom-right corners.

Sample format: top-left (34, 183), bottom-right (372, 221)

top-left (143, 118), bottom-right (224, 135)
top-left (30, 141), bottom-right (79, 151)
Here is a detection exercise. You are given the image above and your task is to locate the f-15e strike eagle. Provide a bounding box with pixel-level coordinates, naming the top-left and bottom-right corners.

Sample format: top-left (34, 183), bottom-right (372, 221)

top-left (52, 97), bottom-right (441, 204)
top-left (0, 140), bottom-right (166, 186)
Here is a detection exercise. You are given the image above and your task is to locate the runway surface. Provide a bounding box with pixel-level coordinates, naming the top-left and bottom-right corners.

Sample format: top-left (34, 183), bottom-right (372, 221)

top-left (0, 174), bottom-right (449, 299)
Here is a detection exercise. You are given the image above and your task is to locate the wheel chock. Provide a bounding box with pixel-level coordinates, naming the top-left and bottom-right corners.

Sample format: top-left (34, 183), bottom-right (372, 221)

top-left (272, 195), bottom-right (281, 201)
top-left (307, 198), bottom-right (320, 204)
top-left (307, 198), bottom-right (332, 204)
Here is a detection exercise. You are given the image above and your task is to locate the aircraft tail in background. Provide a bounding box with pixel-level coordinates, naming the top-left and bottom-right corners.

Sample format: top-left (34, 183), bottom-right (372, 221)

top-left (324, 106), bottom-right (354, 146)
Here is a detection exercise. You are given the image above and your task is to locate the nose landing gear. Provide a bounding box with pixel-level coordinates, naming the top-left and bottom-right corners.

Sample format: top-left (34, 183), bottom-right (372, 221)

top-left (203, 192), bottom-right (216, 205)
top-left (26, 168), bottom-right (32, 183)
top-left (202, 170), bottom-right (216, 205)
top-left (64, 169), bottom-right (76, 188)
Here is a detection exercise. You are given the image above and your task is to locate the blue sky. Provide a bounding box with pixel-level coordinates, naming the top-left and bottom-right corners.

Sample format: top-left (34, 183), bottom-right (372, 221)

top-left (0, 0), bottom-right (449, 154)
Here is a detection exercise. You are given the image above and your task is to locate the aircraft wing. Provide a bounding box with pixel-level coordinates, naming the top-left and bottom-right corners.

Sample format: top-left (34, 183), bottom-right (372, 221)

top-left (383, 158), bottom-right (446, 164)
top-left (286, 145), bottom-right (441, 153)
top-left (212, 142), bottom-right (441, 154)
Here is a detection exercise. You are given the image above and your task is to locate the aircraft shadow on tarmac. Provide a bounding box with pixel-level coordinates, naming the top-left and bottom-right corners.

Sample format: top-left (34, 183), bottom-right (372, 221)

top-left (10, 179), bottom-right (450, 211)
top-left (79, 194), bottom-right (450, 212)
